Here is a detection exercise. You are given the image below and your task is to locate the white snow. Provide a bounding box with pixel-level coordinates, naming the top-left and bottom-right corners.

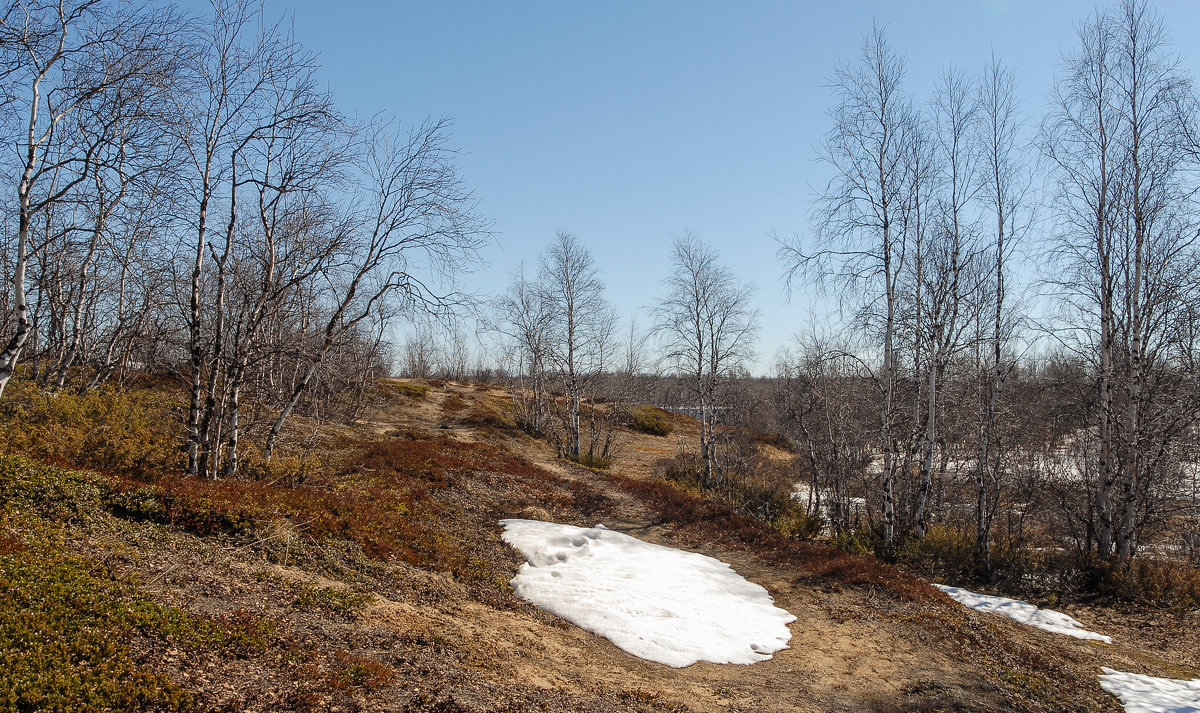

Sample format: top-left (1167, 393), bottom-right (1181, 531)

top-left (1100, 667), bottom-right (1200, 713)
top-left (933, 584), bottom-right (1112, 643)
top-left (499, 518), bottom-right (796, 667)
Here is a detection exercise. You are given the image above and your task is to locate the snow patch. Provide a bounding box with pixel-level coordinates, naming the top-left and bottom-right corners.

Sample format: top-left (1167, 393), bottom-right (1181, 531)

top-left (933, 584), bottom-right (1112, 643)
top-left (499, 518), bottom-right (795, 667)
top-left (1100, 667), bottom-right (1200, 713)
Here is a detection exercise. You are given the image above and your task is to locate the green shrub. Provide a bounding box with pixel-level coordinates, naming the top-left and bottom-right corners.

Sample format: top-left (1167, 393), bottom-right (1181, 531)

top-left (899, 524), bottom-right (979, 579)
top-left (774, 506), bottom-right (824, 540)
top-left (657, 454), bottom-right (822, 541)
top-left (570, 452), bottom-right (613, 470)
top-left (830, 528), bottom-right (874, 557)
top-left (630, 405), bottom-right (673, 437)
top-left (0, 453), bottom-right (288, 711)
top-left (0, 455), bottom-right (106, 521)
top-left (293, 584), bottom-right (371, 614)
top-left (660, 457), bottom-right (701, 488)
top-left (0, 546), bottom-right (198, 712)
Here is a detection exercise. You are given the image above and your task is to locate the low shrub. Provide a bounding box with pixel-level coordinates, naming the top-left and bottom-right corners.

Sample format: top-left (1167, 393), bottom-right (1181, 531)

top-left (0, 546), bottom-right (198, 712)
top-left (292, 584), bottom-right (371, 614)
top-left (629, 405), bottom-right (673, 437)
top-left (440, 394), bottom-right (468, 413)
top-left (657, 452), bottom-right (821, 541)
top-left (387, 381), bottom-right (430, 399)
top-left (0, 455), bottom-right (106, 522)
top-left (569, 452), bottom-right (613, 470)
top-left (0, 381), bottom-right (181, 479)
top-left (1088, 557), bottom-right (1200, 608)
top-left (0, 498), bottom-right (279, 713)
top-left (898, 524), bottom-right (979, 580)
top-left (328, 651), bottom-right (393, 691)
top-left (613, 472), bottom-right (934, 602)
top-left (774, 506), bottom-right (825, 540)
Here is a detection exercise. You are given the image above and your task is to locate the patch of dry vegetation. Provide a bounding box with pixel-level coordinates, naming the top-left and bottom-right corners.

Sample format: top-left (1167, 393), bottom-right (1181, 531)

top-left (629, 405), bottom-right (674, 437)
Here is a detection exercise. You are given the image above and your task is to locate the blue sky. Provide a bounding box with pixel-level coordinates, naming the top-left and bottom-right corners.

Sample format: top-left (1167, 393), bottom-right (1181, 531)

top-left (245, 0), bottom-right (1200, 372)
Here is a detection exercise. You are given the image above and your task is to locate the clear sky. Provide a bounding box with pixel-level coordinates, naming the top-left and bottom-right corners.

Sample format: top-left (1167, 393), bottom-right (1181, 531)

top-left (238, 0), bottom-right (1200, 373)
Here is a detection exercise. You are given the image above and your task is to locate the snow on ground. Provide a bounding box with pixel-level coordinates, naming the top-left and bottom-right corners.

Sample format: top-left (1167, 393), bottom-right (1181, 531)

top-left (933, 584), bottom-right (1112, 643)
top-left (499, 519), bottom-right (796, 667)
top-left (1100, 667), bottom-right (1200, 713)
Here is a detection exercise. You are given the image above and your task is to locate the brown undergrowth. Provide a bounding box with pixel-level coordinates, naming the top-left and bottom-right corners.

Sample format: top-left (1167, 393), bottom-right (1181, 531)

top-left (0, 377), bottom-right (1180, 712)
top-left (610, 472), bottom-right (937, 603)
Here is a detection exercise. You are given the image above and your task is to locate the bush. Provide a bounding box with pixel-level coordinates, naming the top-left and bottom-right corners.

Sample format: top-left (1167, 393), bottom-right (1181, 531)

top-left (0, 547), bottom-right (198, 712)
top-left (0, 455), bottom-right (286, 712)
top-left (657, 453), bottom-right (822, 541)
top-left (629, 405), bottom-right (673, 437)
top-left (569, 452), bottom-right (613, 470)
top-left (0, 380), bottom-right (181, 479)
top-left (775, 506), bottom-right (824, 540)
top-left (612, 472), bottom-right (935, 602)
top-left (898, 524), bottom-right (979, 580)
top-left (1088, 557), bottom-right (1200, 608)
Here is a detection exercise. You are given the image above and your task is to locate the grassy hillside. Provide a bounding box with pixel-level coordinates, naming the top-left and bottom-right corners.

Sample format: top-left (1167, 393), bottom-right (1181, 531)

top-left (0, 378), bottom-right (1194, 712)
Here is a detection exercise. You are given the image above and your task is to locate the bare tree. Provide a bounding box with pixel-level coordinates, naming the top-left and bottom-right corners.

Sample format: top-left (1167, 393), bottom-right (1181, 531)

top-left (775, 335), bottom-right (875, 534)
top-left (1044, 0), bottom-right (1199, 561)
top-left (973, 54), bottom-right (1028, 572)
top-left (496, 264), bottom-right (553, 434)
top-left (263, 118), bottom-right (488, 460)
top-left (538, 231), bottom-right (611, 460)
top-left (779, 24), bottom-right (916, 543)
top-left (910, 68), bottom-right (986, 539)
top-left (0, 0), bottom-right (181, 398)
top-left (655, 231), bottom-right (758, 487)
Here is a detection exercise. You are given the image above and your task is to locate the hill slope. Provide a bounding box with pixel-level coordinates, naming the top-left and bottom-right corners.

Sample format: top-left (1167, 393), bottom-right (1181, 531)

top-left (2, 379), bottom-right (1196, 712)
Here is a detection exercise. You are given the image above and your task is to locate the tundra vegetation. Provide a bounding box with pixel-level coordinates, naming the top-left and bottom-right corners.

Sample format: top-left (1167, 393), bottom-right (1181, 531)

top-left (1, 0), bottom-right (1199, 709)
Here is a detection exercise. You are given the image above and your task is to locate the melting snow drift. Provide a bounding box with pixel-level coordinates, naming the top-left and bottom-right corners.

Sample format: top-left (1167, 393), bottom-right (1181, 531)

top-left (934, 584), bottom-right (1112, 643)
top-left (499, 519), bottom-right (796, 667)
top-left (1100, 667), bottom-right (1200, 713)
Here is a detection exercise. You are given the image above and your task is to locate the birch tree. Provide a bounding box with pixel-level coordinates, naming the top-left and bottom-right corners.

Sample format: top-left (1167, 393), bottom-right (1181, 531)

top-left (1045, 0), bottom-right (1199, 561)
top-left (497, 264), bottom-right (553, 434)
top-left (538, 231), bottom-right (610, 461)
top-left (910, 68), bottom-right (985, 539)
top-left (655, 232), bottom-right (758, 487)
top-left (780, 24), bottom-right (916, 543)
top-left (973, 54), bottom-right (1027, 571)
top-left (0, 0), bottom-right (179, 398)
top-left (263, 118), bottom-right (488, 460)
